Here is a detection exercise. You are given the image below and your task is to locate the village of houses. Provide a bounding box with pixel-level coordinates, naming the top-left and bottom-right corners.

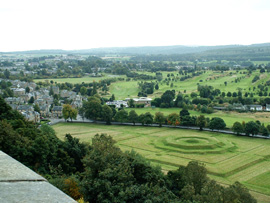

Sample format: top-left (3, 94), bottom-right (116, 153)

top-left (1, 78), bottom-right (155, 123)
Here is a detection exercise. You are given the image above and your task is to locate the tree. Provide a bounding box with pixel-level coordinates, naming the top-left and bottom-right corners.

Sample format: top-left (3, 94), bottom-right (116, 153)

top-left (84, 100), bottom-right (102, 121)
top-left (25, 86), bottom-right (30, 93)
top-left (198, 85), bottom-right (212, 98)
top-left (174, 93), bottom-right (183, 107)
top-left (167, 166), bottom-right (186, 197)
top-left (128, 110), bottom-right (138, 125)
top-left (62, 104), bottom-right (78, 122)
top-left (154, 112), bottom-right (165, 127)
top-left (260, 125), bottom-right (269, 136)
top-left (156, 73), bottom-right (163, 81)
top-left (161, 90), bottom-right (175, 107)
top-left (80, 86), bottom-right (87, 96)
top-left (155, 83), bottom-right (159, 90)
top-left (34, 104), bottom-right (40, 114)
top-left (78, 107), bottom-right (85, 121)
top-left (199, 180), bottom-right (224, 203)
top-left (53, 94), bottom-right (59, 101)
top-left (49, 86), bottom-right (54, 96)
top-left (40, 124), bottom-right (56, 137)
top-left (196, 115), bottom-right (206, 131)
top-left (208, 117), bottom-right (226, 131)
top-left (63, 133), bottom-right (89, 173)
top-left (181, 115), bottom-right (196, 126)
top-left (245, 121), bottom-right (259, 136)
top-left (4, 69), bottom-right (10, 79)
top-left (81, 134), bottom-right (178, 203)
top-left (143, 112), bottom-right (154, 125)
top-left (101, 105), bottom-right (113, 125)
top-left (91, 84), bottom-right (97, 96)
top-left (87, 95), bottom-right (101, 104)
top-left (190, 92), bottom-right (197, 98)
top-left (128, 99), bottom-right (135, 108)
top-left (223, 182), bottom-right (256, 203)
top-left (167, 113), bottom-right (180, 126)
top-left (184, 161), bottom-right (208, 195)
top-left (114, 109), bottom-right (128, 123)
top-left (139, 113), bottom-right (146, 125)
top-left (110, 94), bottom-right (115, 101)
top-left (28, 96), bottom-right (35, 104)
top-left (180, 109), bottom-right (190, 119)
top-left (232, 121), bottom-right (244, 135)
top-left (81, 134), bottom-right (132, 202)
top-left (227, 92), bottom-right (232, 97)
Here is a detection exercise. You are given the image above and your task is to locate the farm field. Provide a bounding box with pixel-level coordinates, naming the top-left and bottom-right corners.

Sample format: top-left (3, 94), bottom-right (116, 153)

top-left (34, 74), bottom-right (126, 84)
top-left (126, 107), bottom-right (270, 127)
top-left (53, 122), bottom-right (270, 202)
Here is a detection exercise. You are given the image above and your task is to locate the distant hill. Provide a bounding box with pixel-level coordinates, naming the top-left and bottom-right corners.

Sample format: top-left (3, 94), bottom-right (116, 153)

top-left (1, 43), bottom-right (270, 62)
top-left (1, 45), bottom-right (242, 55)
top-left (70, 45), bottom-right (242, 55)
top-left (0, 49), bottom-right (68, 55)
top-left (130, 43), bottom-right (270, 62)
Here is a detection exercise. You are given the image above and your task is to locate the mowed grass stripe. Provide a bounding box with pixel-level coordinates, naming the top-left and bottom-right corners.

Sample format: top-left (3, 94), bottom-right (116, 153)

top-left (168, 151), bottom-right (237, 164)
top-left (247, 171), bottom-right (270, 189)
top-left (230, 161), bottom-right (270, 183)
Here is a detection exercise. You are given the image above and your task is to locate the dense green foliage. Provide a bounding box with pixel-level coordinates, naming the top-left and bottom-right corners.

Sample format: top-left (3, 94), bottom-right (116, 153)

top-left (0, 95), bottom-right (89, 175)
top-left (81, 133), bottom-right (256, 203)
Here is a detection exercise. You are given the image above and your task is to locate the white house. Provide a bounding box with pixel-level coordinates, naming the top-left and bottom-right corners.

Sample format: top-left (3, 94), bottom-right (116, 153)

top-left (106, 100), bottom-right (128, 108)
top-left (266, 104), bottom-right (270, 112)
top-left (132, 97), bottom-right (152, 107)
top-left (248, 105), bottom-right (263, 111)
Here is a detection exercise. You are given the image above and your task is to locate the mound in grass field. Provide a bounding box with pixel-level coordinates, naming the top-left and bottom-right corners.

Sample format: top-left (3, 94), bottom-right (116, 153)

top-left (154, 135), bottom-right (236, 154)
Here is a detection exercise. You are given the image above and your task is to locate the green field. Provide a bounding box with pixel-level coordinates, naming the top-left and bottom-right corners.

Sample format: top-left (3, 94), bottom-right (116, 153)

top-left (108, 70), bottom-right (270, 99)
top-left (109, 81), bottom-right (139, 99)
top-left (53, 122), bottom-right (270, 202)
top-left (34, 74), bottom-right (126, 84)
top-left (34, 70), bottom-right (270, 101)
top-left (126, 107), bottom-right (270, 127)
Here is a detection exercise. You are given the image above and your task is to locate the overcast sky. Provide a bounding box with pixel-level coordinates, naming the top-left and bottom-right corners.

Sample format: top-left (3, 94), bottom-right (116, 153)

top-left (1, 0), bottom-right (270, 52)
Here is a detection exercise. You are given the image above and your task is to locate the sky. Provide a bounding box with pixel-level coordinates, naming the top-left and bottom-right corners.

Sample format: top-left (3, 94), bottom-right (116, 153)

top-left (1, 0), bottom-right (270, 52)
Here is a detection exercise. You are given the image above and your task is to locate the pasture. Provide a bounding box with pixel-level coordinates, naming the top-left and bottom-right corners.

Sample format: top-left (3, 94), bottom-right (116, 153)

top-left (53, 122), bottom-right (270, 202)
top-left (34, 74), bottom-right (126, 84)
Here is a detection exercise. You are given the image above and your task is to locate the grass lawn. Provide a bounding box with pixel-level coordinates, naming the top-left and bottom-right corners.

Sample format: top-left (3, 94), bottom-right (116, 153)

top-left (108, 81), bottom-right (139, 100)
top-left (108, 69), bottom-right (270, 99)
top-left (53, 122), bottom-right (270, 202)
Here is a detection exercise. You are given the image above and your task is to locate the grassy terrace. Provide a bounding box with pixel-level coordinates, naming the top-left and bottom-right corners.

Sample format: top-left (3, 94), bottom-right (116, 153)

top-left (53, 122), bottom-right (270, 202)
